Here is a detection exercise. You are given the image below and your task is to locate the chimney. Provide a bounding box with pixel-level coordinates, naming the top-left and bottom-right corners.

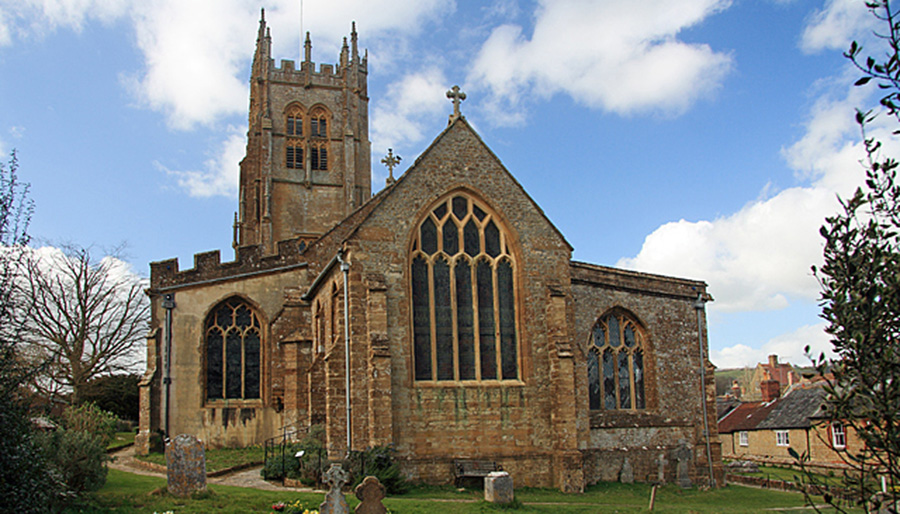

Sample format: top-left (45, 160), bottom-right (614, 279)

top-left (768, 354), bottom-right (778, 368)
top-left (731, 380), bottom-right (742, 400)
top-left (760, 379), bottom-right (780, 402)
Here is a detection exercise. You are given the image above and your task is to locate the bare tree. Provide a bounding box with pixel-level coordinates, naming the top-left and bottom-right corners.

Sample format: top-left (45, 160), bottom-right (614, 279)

top-left (21, 243), bottom-right (149, 405)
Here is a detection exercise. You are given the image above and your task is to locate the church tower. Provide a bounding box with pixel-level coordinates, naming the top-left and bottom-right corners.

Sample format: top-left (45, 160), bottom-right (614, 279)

top-left (236, 10), bottom-right (371, 252)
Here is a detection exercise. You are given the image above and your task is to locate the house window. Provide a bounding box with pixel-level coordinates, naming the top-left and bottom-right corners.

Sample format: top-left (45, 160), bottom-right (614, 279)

top-left (587, 310), bottom-right (646, 410)
top-left (410, 193), bottom-right (519, 382)
top-left (832, 422), bottom-right (846, 449)
top-left (206, 297), bottom-right (261, 401)
top-left (739, 431), bottom-right (749, 447)
top-left (776, 430), bottom-right (790, 447)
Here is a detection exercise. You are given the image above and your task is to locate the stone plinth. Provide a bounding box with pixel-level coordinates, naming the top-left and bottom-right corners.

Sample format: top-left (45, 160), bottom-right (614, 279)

top-left (484, 471), bottom-right (514, 504)
top-left (165, 434), bottom-right (207, 498)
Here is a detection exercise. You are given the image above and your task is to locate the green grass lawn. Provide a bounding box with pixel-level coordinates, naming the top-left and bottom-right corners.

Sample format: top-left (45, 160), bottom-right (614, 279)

top-left (68, 468), bottom-right (861, 513)
top-left (135, 445), bottom-right (266, 473)
top-left (107, 431), bottom-right (136, 451)
top-left (731, 464), bottom-right (848, 488)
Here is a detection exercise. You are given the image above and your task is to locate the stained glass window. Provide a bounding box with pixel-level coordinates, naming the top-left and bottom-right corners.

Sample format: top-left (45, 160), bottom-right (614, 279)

top-left (206, 297), bottom-right (262, 401)
top-left (588, 311), bottom-right (646, 410)
top-left (410, 194), bottom-right (519, 381)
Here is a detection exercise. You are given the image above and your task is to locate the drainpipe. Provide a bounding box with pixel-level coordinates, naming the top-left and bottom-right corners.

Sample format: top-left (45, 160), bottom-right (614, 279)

top-left (694, 293), bottom-right (716, 487)
top-left (162, 293), bottom-right (176, 438)
top-left (337, 249), bottom-right (352, 454)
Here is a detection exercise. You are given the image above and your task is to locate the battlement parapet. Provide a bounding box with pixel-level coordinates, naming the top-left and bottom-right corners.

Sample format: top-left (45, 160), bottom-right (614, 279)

top-left (271, 59), bottom-right (367, 79)
top-left (150, 236), bottom-right (314, 291)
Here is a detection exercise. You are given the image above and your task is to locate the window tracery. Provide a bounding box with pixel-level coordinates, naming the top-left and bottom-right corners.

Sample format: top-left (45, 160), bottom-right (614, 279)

top-left (410, 193), bottom-right (519, 382)
top-left (206, 297), bottom-right (261, 401)
top-left (587, 310), bottom-right (646, 410)
top-left (285, 104), bottom-right (305, 169)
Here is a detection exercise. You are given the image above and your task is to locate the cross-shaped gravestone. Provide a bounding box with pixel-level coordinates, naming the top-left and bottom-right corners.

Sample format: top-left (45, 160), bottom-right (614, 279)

top-left (675, 442), bottom-right (693, 489)
top-left (446, 85), bottom-right (466, 120)
top-left (319, 463), bottom-right (350, 514)
top-left (381, 148), bottom-right (401, 186)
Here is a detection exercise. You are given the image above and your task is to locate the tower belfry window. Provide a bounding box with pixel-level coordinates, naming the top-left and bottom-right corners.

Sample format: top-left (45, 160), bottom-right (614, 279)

top-left (285, 105), bottom-right (306, 169)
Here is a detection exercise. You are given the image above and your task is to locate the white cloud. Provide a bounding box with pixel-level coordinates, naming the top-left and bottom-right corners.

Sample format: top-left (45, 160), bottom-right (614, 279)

top-left (801, 0), bottom-right (876, 53)
top-left (0, 0), bottom-right (128, 44)
top-left (159, 126), bottom-right (245, 198)
top-left (711, 322), bottom-right (834, 368)
top-left (618, 82), bottom-right (880, 313)
top-left (372, 67), bottom-right (449, 152)
top-left (468, 0), bottom-right (734, 124)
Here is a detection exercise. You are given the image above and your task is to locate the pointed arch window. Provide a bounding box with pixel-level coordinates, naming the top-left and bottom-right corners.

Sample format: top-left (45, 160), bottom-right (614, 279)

top-left (206, 297), bottom-right (262, 401)
top-left (285, 104), bottom-right (305, 169)
top-left (410, 193), bottom-right (519, 382)
top-left (587, 311), bottom-right (646, 410)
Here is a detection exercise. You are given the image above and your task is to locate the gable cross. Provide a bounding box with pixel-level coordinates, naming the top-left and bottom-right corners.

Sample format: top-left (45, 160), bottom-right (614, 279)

top-left (381, 148), bottom-right (401, 186)
top-left (446, 85), bottom-right (466, 121)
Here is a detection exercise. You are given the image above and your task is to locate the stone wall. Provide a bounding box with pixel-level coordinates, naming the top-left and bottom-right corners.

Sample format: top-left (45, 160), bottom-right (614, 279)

top-left (569, 262), bottom-right (723, 486)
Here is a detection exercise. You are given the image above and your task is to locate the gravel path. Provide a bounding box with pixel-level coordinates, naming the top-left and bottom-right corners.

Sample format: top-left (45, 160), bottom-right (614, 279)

top-left (107, 445), bottom-right (314, 492)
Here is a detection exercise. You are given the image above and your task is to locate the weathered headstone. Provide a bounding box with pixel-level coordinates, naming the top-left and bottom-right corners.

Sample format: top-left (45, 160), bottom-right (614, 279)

top-left (319, 463), bottom-right (350, 514)
top-left (656, 453), bottom-right (668, 484)
top-left (484, 471), bottom-right (514, 504)
top-left (619, 457), bottom-right (634, 484)
top-left (165, 434), bottom-right (207, 498)
top-left (674, 441), bottom-right (693, 489)
top-left (354, 476), bottom-right (387, 514)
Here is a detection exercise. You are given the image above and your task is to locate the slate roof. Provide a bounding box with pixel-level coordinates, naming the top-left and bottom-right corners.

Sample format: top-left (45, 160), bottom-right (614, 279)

top-left (757, 386), bottom-right (827, 430)
top-left (717, 397), bottom-right (741, 421)
top-left (717, 384), bottom-right (829, 434)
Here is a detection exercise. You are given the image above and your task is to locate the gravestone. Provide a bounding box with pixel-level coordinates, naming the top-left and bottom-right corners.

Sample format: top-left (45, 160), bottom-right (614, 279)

top-left (674, 441), bottom-right (693, 489)
top-left (354, 476), bottom-right (387, 514)
top-left (619, 457), bottom-right (634, 484)
top-left (319, 463), bottom-right (350, 514)
top-left (656, 453), bottom-right (668, 484)
top-left (165, 434), bottom-right (207, 498)
top-left (484, 471), bottom-right (514, 504)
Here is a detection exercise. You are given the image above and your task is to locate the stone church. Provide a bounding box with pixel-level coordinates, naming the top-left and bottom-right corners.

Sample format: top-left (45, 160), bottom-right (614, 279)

top-left (137, 13), bottom-right (723, 491)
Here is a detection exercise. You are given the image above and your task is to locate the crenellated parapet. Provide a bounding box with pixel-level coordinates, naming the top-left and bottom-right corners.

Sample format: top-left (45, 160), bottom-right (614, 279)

top-left (149, 236), bottom-right (315, 291)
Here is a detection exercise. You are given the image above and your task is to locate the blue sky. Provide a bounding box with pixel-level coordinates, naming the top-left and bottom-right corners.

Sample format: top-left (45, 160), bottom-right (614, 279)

top-left (0, 0), bottom-right (889, 368)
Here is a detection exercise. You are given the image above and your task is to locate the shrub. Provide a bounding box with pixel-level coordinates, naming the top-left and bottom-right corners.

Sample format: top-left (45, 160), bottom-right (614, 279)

top-left (0, 397), bottom-right (61, 514)
top-left (352, 445), bottom-right (409, 495)
top-left (63, 402), bottom-right (118, 446)
top-left (37, 427), bottom-right (109, 496)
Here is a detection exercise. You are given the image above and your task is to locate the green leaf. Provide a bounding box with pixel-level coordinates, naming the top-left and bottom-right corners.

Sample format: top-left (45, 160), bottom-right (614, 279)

top-left (856, 76), bottom-right (873, 86)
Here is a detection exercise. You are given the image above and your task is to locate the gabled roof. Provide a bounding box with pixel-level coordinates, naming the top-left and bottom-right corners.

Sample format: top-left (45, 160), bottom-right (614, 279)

top-left (757, 386), bottom-right (827, 429)
top-left (308, 115), bottom-right (573, 263)
top-left (718, 401), bottom-right (777, 434)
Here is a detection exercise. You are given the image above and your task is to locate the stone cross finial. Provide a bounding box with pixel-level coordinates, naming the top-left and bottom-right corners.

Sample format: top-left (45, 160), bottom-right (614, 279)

top-left (446, 85), bottom-right (466, 120)
top-left (381, 148), bottom-right (401, 186)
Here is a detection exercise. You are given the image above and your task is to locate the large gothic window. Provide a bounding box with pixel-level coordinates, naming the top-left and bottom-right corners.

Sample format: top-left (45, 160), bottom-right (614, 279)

top-left (206, 297), bottom-right (261, 401)
top-left (410, 193), bottom-right (519, 382)
top-left (587, 311), bottom-right (646, 410)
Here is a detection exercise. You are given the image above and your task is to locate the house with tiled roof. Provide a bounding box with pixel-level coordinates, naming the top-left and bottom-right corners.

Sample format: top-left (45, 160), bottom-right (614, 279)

top-left (718, 383), bottom-right (863, 470)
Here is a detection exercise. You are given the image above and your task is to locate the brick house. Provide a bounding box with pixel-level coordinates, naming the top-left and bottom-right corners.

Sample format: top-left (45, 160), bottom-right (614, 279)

top-left (136, 12), bottom-right (722, 491)
top-left (719, 383), bottom-right (862, 470)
